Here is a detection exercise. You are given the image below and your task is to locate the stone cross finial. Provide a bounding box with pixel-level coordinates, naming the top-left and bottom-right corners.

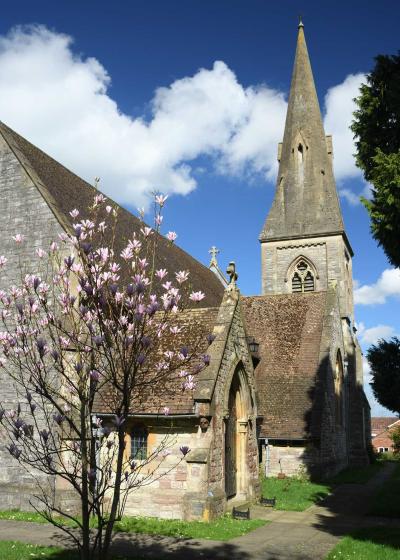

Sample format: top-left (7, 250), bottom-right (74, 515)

top-left (209, 246), bottom-right (220, 267)
top-left (226, 261), bottom-right (238, 285)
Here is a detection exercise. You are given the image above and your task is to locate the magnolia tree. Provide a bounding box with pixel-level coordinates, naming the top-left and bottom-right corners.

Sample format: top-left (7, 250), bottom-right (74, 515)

top-left (0, 193), bottom-right (210, 560)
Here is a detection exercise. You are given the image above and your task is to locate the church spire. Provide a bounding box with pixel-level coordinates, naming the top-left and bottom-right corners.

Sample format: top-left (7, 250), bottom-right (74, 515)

top-left (260, 22), bottom-right (345, 242)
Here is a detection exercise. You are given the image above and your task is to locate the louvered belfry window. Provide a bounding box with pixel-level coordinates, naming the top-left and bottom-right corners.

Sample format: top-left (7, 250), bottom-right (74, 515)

top-left (291, 261), bottom-right (315, 293)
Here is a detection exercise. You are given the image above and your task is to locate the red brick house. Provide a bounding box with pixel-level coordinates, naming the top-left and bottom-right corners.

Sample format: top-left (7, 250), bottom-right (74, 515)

top-left (371, 417), bottom-right (400, 453)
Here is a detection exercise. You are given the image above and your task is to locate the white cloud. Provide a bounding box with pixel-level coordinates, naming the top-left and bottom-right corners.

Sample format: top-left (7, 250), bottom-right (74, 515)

top-left (0, 25), bottom-right (287, 207)
top-left (357, 322), bottom-right (395, 346)
top-left (354, 269), bottom-right (400, 305)
top-left (323, 72), bottom-right (366, 182)
top-left (0, 25), bottom-right (371, 209)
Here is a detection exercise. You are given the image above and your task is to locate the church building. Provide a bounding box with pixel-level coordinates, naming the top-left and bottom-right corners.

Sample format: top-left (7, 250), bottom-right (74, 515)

top-left (0, 23), bottom-right (370, 520)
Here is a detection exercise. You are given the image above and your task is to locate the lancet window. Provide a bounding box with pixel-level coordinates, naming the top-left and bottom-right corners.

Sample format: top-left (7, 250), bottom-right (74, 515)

top-left (291, 260), bottom-right (315, 293)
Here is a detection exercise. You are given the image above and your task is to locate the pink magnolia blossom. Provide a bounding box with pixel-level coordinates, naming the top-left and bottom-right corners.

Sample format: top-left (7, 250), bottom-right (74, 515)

top-left (12, 234), bottom-right (24, 244)
top-left (155, 194), bottom-right (168, 207)
top-left (81, 219), bottom-right (95, 232)
top-left (36, 248), bottom-right (46, 259)
top-left (0, 256), bottom-right (7, 268)
top-left (141, 227), bottom-right (152, 238)
top-left (162, 406), bottom-right (170, 416)
top-left (189, 291), bottom-right (205, 302)
top-left (170, 326), bottom-right (182, 335)
top-left (110, 262), bottom-right (120, 273)
top-left (183, 375), bottom-right (196, 390)
top-left (155, 214), bottom-right (163, 226)
top-left (94, 194), bottom-right (106, 206)
top-left (106, 205), bottom-right (112, 214)
top-left (156, 269), bottom-right (167, 280)
top-left (166, 231), bottom-right (177, 242)
top-left (121, 247), bottom-right (133, 261)
top-left (69, 209), bottom-right (79, 219)
top-left (128, 239), bottom-right (141, 253)
top-left (175, 270), bottom-right (189, 284)
top-left (50, 241), bottom-right (59, 252)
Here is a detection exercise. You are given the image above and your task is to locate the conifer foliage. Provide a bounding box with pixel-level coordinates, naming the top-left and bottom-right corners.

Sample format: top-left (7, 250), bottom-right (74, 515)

top-left (352, 53), bottom-right (400, 267)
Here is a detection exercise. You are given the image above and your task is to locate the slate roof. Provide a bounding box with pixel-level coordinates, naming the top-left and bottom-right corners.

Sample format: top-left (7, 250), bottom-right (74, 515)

top-left (242, 292), bottom-right (327, 439)
top-left (94, 307), bottom-right (219, 416)
top-left (0, 121), bottom-right (225, 308)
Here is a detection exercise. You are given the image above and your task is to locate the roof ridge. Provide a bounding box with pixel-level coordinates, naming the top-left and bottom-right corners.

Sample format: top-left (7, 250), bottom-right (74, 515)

top-left (0, 121), bottom-right (225, 307)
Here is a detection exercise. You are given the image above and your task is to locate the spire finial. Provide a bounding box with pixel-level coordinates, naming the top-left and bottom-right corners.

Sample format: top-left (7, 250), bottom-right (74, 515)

top-left (298, 15), bottom-right (304, 29)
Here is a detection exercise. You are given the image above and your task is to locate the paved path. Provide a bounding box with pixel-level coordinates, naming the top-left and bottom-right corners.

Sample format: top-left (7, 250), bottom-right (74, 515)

top-left (0, 462), bottom-right (397, 560)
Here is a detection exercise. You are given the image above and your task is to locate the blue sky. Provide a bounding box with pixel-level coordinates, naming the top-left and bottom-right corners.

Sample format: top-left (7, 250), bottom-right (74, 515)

top-left (0, 0), bottom-right (399, 415)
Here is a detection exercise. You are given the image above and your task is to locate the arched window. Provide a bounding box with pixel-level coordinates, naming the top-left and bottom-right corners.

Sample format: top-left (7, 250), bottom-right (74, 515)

top-left (335, 353), bottom-right (344, 426)
top-left (291, 260), bottom-right (315, 293)
top-left (130, 425), bottom-right (148, 460)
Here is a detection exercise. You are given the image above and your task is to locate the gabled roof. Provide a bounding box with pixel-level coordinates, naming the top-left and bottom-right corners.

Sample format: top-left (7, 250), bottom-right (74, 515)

top-left (0, 121), bottom-right (225, 308)
top-left (371, 417), bottom-right (400, 437)
top-left (260, 24), bottom-right (345, 244)
top-left (242, 291), bottom-right (327, 439)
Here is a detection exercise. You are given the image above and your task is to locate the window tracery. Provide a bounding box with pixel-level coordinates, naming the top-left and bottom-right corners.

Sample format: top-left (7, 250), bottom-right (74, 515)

top-left (291, 260), bottom-right (315, 293)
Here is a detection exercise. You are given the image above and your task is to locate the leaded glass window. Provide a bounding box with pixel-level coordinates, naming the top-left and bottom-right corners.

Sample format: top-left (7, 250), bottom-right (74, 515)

top-left (130, 425), bottom-right (147, 460)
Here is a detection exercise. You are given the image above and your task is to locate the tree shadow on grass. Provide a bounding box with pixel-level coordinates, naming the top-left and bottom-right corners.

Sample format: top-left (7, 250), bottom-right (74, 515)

top-left (50, 529), bottom-right (253, 560)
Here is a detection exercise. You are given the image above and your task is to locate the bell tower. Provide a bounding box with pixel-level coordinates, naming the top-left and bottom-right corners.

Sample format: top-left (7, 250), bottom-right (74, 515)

top-left (259, 21), bottom-right (354, 324)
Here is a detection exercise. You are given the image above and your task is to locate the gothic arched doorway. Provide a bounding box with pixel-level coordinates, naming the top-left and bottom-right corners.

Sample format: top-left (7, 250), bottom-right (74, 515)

top-left (225, 374), bottom-right (238, 497)
top-left (224, 367), bottom-right (252, 499)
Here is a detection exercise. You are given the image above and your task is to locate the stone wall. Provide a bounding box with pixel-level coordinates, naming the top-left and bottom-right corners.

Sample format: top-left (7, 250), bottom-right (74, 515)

top-left (0, 137), bottom-right (65, 510)
top-left (262, 444), bottom-right (308, 477)
top-left (205, 295), bottom-right (260, 516)
top-left (261, 234), bottom-right (354, 322)
top-left (117, 419), bottom-right (208, 520)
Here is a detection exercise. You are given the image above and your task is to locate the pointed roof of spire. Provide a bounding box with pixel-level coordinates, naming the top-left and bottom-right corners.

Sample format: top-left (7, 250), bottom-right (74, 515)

top-left (260, 22), bottom-right (345, 242)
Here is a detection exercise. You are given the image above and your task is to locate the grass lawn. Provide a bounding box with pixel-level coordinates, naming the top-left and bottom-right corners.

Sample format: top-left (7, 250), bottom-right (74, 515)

top-left (261, 462), bottom-right (385, 512)
top-left (325, 527), bottom-right (400, 560)
top-left (0, 510), bottom-right (266, 541)
top-left (261, 476), bottom-right (330, 511)
top-left (114, 515), bottom-right (266, 540)
top-left (0, 541), bottom-right (75, 560)
top-left (369, 462), bottom-right (400, 517)
top-left (0, 541), bottom-right (141, 560)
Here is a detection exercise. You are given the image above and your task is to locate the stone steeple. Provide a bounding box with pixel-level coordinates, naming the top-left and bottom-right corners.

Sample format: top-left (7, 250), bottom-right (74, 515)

top-left (259, 23), bottom-right (354, 324)
top-left (260, 22), bottom-right (345, 242)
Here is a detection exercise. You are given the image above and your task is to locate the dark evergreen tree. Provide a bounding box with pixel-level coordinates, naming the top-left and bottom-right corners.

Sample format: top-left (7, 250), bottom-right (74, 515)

top-left (352, 53), bottom-right (400, 267)
top-left (367, 337), bottom-right (400, 415)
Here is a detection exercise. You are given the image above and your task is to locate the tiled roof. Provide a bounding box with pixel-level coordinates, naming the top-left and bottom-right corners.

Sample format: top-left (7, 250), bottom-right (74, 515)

top-left (94, 307), bottom-right (219, 415)
top-left (371, 417), bottom-right (399, 436)
top-left (0, 121), bottom-right (224, 308)
top-left (242, 292), bottom-right (327, 439)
